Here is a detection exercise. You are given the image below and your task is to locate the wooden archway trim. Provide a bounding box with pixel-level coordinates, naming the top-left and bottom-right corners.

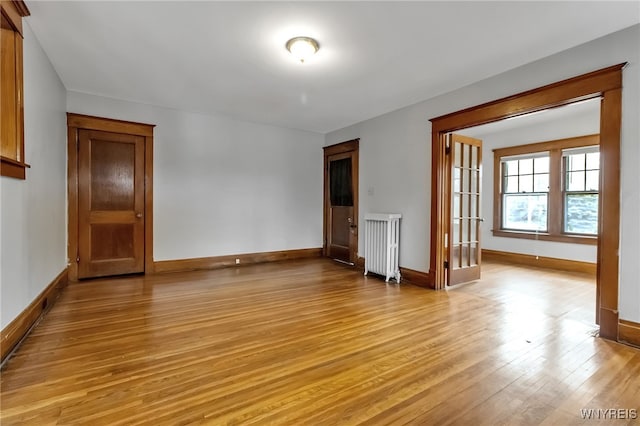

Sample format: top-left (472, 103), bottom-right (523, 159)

top-left (429, 63), bottom-right (624, 341)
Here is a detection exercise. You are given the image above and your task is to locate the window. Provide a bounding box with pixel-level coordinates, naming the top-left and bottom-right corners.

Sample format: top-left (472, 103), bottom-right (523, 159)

top-left (1, 0), bottom-right (30, 179)
top-left (501, 154), bottom-right (549, 231)
top-left (564, 147), bottom-right (599, 235)
top-left (493, 134), bottom-right (599, 245)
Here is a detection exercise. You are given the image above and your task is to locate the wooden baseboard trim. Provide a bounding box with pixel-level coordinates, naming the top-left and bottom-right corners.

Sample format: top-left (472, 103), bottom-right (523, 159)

top-left (1, 268), bottom-right (69, 363)
top-left (482, 249), bottom-right (596, 275)
top-left (618, 319), bottom-right (640, 348)
top-left (357, 256), bottom-right (432, 288)
top-left (400, 267), bottom-right (432, 287)
top-left (154, 248), bottom-right (323, 274)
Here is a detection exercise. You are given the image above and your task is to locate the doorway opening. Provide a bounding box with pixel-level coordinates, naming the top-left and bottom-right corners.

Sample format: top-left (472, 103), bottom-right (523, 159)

top-left (429, 64), bottom-right (624, 340)
top-left (323, 139), bottom-right (359, 265)
top-left (449, 98), bottom-right (601, 329)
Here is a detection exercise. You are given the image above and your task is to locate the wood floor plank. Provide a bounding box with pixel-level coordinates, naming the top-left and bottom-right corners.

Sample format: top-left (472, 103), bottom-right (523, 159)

top-left (1, 258), bottom-right (639, 425)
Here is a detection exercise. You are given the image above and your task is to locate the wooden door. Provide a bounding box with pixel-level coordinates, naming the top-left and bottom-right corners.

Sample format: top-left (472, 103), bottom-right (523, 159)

top-left (77, 129), bottom-right (145, 278)
top-left (324, 140), bottom-right (359, 265)
top-left (448, 133), bottom-right (482, 286)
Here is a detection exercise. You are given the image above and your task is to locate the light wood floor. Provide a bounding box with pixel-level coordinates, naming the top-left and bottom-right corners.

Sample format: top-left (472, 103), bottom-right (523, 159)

top-left (1, 259), bottom-right (639, 425)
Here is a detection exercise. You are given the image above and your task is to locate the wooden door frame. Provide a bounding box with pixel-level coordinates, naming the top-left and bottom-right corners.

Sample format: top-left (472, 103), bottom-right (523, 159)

top-left (429, 64), bottom-right (624, 340)
top-left (67, 113), bottom-right (155, 281)
top-left (323, 139), bottom-right (359, 264)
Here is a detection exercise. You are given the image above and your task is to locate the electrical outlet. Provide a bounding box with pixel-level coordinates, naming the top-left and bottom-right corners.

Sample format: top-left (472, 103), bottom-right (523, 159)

top-left (235, 258), bottom-right (240, 265)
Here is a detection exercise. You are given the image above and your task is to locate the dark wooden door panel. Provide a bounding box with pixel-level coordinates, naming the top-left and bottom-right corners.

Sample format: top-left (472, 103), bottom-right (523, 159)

top-left (78, 129), bottom-right (145, 279)
top-left (329, 206), bottom-right (353, 262)
top-left (326, 149), bottom-right (358, 264)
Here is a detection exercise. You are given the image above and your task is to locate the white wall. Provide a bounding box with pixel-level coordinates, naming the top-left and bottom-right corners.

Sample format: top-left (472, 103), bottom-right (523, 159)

top-left (326, 25), bottom-right (640, 322)
top-left (0, 22), bottom-right (67, 329)
top-left (460, 103), bottom-right (600, 263)
top-left (66, 92), bottom-right (324, 261)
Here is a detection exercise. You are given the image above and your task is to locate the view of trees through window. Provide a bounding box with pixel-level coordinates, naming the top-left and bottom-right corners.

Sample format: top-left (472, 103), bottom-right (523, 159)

top-left (564, 150), bottom-right (599, 234)
top-left (494, 136), bottom-right (600, 242)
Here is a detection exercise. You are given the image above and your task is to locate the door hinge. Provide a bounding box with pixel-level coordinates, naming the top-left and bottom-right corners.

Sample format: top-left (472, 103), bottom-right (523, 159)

top-left (445, 146), bottom-right (451, 155)
top-left (444, 261), bottom-right (449, 269)
top-left (76, 256), bottom-right (80, 263)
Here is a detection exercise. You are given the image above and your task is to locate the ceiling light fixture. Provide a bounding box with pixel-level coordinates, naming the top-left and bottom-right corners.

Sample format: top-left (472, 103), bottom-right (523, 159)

top-left (285, 36), bottom-right (319, 63)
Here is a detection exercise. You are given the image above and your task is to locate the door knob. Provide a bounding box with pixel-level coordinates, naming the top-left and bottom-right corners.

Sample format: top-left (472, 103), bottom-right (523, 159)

top-left (136, 212), bottom-right (143, 218)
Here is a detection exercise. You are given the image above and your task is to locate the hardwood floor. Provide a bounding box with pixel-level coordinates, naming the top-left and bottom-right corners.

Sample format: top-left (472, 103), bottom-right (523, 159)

top-left (1, 259), bottom-right (639, 425)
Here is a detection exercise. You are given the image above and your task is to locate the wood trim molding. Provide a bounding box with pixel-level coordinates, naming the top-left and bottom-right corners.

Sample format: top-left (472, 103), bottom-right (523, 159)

top-left (67, 113), bottom-right (155, 137)
top-left (0, 156), bottom-right (29, 179)
top-left (323, 139), bottom-right (359, 156)
top-left (1, 1), bottom-right (30, 36)
top-left (430, 64), bottom-right (624, 129)
top-left (400, 267), bottom-right (432, 287)
top-left (492, 134), bottom-right (599, 157)
top-left (491, 230), bottom-right (597, 246)
top-left (1, 268), bottom-right (68, 363)
top-left (357, 257), bottom-right (432, 288)
top-left (429, 64), bottom-right (624, 341)
top-left (154, 248), bottom-right (323, 274)
top-left (67, 113), bottom-right (155, 280)
top-left (618, 320), bottom-right (640, 348)
top-left (482, 249), bottom-right (596, 275)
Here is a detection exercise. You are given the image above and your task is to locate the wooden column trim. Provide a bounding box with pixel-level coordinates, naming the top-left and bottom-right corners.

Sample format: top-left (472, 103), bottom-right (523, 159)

top-left (596, 88), bottom-right (622, 339)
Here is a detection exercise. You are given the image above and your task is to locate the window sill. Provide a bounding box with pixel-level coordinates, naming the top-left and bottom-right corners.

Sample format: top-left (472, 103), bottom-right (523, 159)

top-left (1, 156), bottom-right (30, 180)
top-left (492, 229), bottom-right (597, 245)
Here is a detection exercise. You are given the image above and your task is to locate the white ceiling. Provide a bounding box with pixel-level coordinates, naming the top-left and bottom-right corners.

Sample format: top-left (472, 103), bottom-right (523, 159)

top-left (26, 1), bottom-right (639, 134)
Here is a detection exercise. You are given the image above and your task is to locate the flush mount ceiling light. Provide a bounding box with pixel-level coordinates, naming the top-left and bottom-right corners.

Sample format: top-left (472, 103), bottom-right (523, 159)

top-left (285, 36), bottom-right (319, 63)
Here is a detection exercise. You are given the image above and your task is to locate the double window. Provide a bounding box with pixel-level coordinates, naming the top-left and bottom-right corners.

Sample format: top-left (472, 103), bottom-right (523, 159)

top-left (493, 134), bottom-right (599, 244)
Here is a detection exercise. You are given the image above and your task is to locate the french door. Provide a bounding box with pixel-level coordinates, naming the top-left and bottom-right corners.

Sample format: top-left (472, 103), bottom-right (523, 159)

top-left (447, 133), bottom-right (482, 286)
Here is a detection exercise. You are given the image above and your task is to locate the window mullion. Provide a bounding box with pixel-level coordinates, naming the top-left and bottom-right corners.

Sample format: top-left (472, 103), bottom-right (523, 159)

top-left (548, 148), bottom-right (563, 236)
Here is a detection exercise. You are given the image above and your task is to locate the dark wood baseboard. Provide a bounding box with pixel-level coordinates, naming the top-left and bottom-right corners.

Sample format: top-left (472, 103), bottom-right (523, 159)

top-left (1, 268), bottom-right (69, 363)
top-left (618, 319), bottom-right (640, 348)
top-left (482, 249), bottom-right (596, 275)
top-left (400, 267), bottom-right (432, 287)
top-left (154, 248), bottom-right (323, 274)
top-left (357, 256), bottom-right (432, 288)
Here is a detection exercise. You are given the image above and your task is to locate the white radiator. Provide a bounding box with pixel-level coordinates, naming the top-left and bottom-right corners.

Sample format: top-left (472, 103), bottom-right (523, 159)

top-left (364, 213), bottom-right (401, 283)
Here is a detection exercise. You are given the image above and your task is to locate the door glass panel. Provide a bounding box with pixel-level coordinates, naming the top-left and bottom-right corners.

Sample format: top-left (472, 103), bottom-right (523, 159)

top-left (462, 193), bottom-right (469, 219)
top-left (330, 158), bottom-right (353, 206)
top-left (471, 146), bottom-right (478, 170)
top-left (463, 144), bottom-right (470, 168)
top-left (470, 194), bottom-right (478, 218)
top-left (453, 218), bottom-right (460, 244)
top-left (453, 194), bottom-right (461, 218)
top-left (452, 244), bottom-right (461, 268)
top-left (470, 218), bottom-right (477, 242)
top-left (453, 168), bottom-right (461, 193)
top-left (462, 218), bottom-right (469, 243)
top-left (470, 243), bottom-right (478, 266)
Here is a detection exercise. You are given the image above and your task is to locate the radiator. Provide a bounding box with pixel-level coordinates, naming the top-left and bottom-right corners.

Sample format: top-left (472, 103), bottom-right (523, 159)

top-left (364, 213), bottom-right (401, 283)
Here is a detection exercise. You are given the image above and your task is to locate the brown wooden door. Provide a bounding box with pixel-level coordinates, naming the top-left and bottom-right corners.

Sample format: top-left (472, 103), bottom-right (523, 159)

top-left (78, 129), bottom-right (145, 279)
top-left (448, 133), bottom-right (482, 286)
top-left (324, 142), bottom-right (359, 265)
